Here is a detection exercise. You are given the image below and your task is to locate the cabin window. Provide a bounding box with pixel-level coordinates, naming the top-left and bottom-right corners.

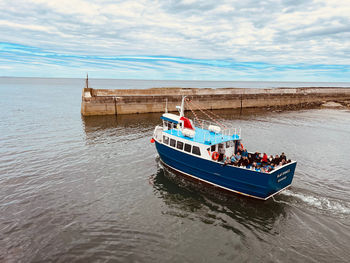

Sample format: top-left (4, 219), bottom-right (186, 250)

top-left (177, 141), bottom-right (184, 150)
top-left (163, 136), bottom-right (169, 145)
top-left (164, 121), bottom-right (170, 130)
top-left (211, 145), bottom-right (216, 152)
top-left (184, 143), bottom-right (192, 153)
top-left (170, 139), bottom-right (176, 147)
top-left (192, 146), bottom-right (201, 156)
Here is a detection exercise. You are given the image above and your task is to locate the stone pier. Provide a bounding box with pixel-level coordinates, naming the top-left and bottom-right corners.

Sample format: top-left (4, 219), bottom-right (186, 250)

top-left (81, 87), bottom-right (350, 116)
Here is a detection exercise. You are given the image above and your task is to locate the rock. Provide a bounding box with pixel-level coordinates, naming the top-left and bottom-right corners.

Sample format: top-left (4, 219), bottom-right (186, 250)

top-left (321, 101), bottom-right (344, 108)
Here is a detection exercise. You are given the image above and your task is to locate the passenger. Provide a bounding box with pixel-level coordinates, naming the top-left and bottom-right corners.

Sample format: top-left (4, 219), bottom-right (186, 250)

top-left (248, 153), bottom-right (252, 162)
top-left (287, 159), bottom-right (291, 163)
top-left (251, 152), bottom-right (256, 162)
top-left (262, 153), bottom-right (268, 164)
top-left (248, 156), bottom-right (253, 167)
top-left (253, 152), bottom-right (261, 163)
top-left (257, 152), bottom-right (262, 162)
top-left (264, 164), bottom-right (271, 172)
top-left (275, 161), bottom-right (282, 168)
top-left (245, 154), bottom-right (251, 168)
top-left (230, 154), bottom-right (237, 164)
top-left (251, 162), bottom-right (257, 170)
top-left (236, 152), bottom-right (242, 162)
top-left (272, 155), bottom-right (280, 166)
top-left (242, 149), bottom-right (248, 158)
top-left (237, 145), bottom-right (243, 154)
top-left (241, 156), bottom-right (249, 167)
top-left (238, 156), bottom-right (245, 167)
top-left (255, 165), bottom-right (261, 172)
top-left (218, 144), bottom-right (225, 162)
top-left (269, 155), bottom-right (274, 163)
top-left (222, 155), bottom-right (231, 166)
top-left (280, 152), bottom-right (287, 163)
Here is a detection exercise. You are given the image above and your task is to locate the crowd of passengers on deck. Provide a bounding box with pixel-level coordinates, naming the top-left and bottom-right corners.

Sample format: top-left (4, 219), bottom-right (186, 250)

top-left (218, 145), bottom-right (291, 173)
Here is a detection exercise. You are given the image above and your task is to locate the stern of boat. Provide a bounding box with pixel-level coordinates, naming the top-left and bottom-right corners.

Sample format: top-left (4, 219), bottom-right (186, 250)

top-left (268, 161), bottom-right (297, 197)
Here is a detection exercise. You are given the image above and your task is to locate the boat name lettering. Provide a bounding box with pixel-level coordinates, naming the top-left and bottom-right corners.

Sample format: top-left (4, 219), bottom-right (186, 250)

top-left (277, 176), bottom-right (287, 183)
top-left (277, 169), bottom-right (290, 178)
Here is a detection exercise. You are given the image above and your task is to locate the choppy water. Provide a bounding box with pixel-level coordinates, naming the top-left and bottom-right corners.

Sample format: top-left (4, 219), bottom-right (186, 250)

top-left (0, 78), bottom-right (349, 262)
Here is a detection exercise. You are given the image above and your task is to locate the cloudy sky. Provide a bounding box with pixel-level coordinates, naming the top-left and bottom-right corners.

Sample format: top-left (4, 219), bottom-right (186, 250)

top-left (0, 0), bottom-right (349, 81)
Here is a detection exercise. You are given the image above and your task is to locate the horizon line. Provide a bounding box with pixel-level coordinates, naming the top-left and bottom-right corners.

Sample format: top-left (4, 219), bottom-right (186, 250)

top-left (1, 76), bottom-right (350, 84)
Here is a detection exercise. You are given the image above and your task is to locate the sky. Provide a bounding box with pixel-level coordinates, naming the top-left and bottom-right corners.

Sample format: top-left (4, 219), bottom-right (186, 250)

top-left (0, 0), bottom-right (350, 81)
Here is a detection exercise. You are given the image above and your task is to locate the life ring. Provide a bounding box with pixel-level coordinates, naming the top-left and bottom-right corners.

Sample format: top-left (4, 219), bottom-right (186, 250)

top-left (212, 151), bottom-right (219, 161)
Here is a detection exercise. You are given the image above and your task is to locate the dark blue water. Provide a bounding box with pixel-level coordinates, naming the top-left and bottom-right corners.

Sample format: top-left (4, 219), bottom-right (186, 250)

top-left (0, 78), bottom-right (349, 262)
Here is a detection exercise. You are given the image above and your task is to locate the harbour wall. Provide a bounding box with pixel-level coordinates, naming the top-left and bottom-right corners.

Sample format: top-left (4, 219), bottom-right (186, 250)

top-left (81, 87), bottom-right (350, 116)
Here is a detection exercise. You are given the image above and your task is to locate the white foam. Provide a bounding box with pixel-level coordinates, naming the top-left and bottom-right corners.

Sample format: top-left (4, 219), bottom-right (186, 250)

top-left (281, 190), bottom-right (350, 215)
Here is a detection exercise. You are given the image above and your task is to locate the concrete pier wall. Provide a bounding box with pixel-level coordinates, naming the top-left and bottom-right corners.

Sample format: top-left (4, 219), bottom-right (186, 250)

top-left (81, 87), bottom-right (350, 116)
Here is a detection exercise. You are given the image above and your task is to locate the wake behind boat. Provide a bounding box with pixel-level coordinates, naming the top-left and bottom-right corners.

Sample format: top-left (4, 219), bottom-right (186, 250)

top-left (151, 97), bottom-right (297, 200)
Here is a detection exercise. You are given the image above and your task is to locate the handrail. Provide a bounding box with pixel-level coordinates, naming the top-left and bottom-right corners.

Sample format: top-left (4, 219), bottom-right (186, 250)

top-left (160, 118), bottom-right (241, 144)
top-left (153, 125), bottom-right (163, 141)
top-left (192, 119), bottom-right (241, 138)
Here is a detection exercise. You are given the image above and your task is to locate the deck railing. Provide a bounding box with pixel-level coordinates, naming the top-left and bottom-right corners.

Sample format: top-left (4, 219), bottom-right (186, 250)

top-left (192, 119), bottom-right (241, 138)
top-left (160, 119), bottom-right (241, 144)
top-left (153, 125), bottom-right (163, 141)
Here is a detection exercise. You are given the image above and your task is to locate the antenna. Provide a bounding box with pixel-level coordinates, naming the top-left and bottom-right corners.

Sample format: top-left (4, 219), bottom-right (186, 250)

top-left (165, 98), bottom-right (168, 113)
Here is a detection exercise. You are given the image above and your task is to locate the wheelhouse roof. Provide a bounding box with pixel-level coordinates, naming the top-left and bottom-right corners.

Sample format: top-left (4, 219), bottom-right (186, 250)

top-left (161, 113), bottom-right (181, 124)
top-left (164, 127), bottom-right (240, 145)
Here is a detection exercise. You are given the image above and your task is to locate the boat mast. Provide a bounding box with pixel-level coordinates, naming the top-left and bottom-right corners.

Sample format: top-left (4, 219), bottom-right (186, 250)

top-left (180, 96), bottom-right (186, 117)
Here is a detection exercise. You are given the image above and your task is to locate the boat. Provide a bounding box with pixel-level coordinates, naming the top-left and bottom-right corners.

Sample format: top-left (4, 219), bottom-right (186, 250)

top-left (151, 97), bottom-right (297, 200)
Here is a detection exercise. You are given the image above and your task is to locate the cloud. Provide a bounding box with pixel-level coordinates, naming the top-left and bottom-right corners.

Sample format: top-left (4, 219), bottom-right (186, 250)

top-left (1, 42), bottom-right (349, 81)
top-left (0, 0), bottom-right (349, 80)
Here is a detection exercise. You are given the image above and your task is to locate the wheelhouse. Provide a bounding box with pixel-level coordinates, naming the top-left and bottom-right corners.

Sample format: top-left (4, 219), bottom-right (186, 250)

top-left (154, 105), bottom-right (242, 161)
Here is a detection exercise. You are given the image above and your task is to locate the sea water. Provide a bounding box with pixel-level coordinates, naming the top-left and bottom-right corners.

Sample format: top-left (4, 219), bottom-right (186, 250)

top-left (0, 78), bottom-right (349, 262)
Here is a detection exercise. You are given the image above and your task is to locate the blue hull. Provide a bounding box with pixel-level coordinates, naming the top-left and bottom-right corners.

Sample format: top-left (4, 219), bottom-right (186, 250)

top-left (155, 141), bottom-right (296, 200)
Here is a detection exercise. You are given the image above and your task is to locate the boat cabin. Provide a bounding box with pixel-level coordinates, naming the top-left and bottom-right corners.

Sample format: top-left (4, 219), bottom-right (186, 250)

top-left (156, 110), bottom-right (242, 161)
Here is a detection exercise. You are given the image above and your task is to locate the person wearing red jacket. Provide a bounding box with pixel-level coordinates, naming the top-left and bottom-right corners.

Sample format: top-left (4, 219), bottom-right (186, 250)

top-left (262, 153), bottom-right (268, 164)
